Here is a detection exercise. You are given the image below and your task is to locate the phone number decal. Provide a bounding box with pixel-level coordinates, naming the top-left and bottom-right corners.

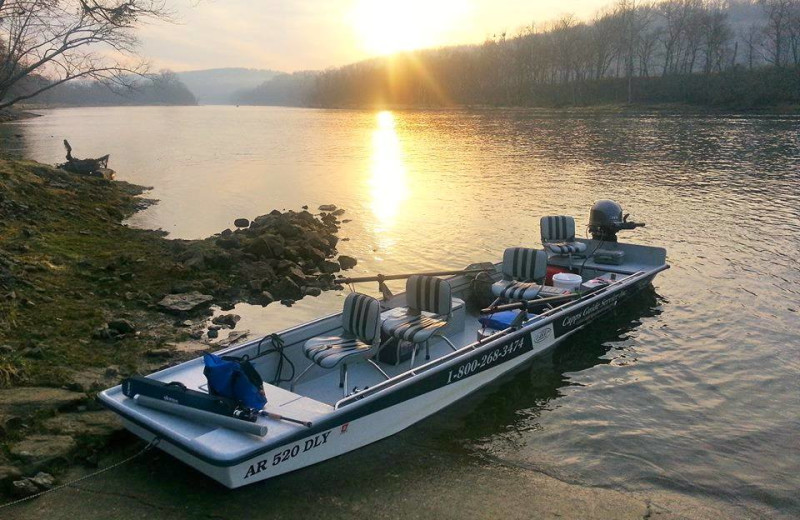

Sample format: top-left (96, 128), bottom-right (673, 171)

top-left (445, 334), bottom-right (533, 384)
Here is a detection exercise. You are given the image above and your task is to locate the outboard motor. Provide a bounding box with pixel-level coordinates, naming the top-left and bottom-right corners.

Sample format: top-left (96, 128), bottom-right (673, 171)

top-left (588, 200), bottom-right (645, 242)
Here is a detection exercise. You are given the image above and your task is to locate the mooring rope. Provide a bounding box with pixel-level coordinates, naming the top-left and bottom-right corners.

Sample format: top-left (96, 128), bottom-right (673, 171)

top-left (0, 437), bottom-right (160, 510)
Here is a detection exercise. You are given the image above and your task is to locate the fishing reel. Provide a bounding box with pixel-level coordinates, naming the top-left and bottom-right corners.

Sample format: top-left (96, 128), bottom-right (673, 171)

top-left (588, 200), bottom-right (645, 242)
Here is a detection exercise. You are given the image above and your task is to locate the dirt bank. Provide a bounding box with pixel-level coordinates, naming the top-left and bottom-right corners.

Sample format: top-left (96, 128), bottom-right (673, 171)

top-left (0, 158), bottom-right (354, 496)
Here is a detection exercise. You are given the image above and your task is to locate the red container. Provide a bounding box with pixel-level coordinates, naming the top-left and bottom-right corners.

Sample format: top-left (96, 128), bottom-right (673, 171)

top-left (545, 265), bottom-right (571, 285)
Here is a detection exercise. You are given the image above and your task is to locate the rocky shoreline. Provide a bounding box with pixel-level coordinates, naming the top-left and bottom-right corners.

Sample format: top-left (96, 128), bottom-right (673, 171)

top-left (0, 158), bottom-right (356, 498)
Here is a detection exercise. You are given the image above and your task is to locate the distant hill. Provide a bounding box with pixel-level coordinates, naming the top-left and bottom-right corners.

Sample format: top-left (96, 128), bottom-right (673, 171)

top-left (177, 68), bottom-right (281, 105)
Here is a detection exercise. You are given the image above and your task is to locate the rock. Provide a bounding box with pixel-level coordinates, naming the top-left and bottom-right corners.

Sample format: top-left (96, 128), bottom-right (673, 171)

top-left (9, 435), bottom-right (77, 471)
top-left (280, 299), bottom-right (294, 307)
top-left (338, 255), bottom-right (357, 270)
top-left (275, 220), bottom-right (300, 238)
top-left (259, 291), bottom-right (274, 305)
top-left (304, 287), bottom-right (322, 297)
top-left (92, 325), bottom-right (115, 341)
top-left (0, 387), bottom-right (86, 417)
top-left (233, 218), bottom-right (250, 228)
top-left (207, 329), bottom-right (219, 339)
top-left (12, 478), bottom-right (39, 497)
top-left (219, 330), bottom-right (250, 346)
top-left (30, 471), bottom-right (55, 490)
top-left (324, 234), bottom-right (339, 248)
top-left (157, 291), bottom-right (214, 313)
top-left (208, 324), bottom-right (222, 331)
top-left (42, 411), bottom-right (122, 440)
top-left (304, 246), bottom-right (327, 264)
top-left (271, 277), bottom-right (302, 300)
top-left (244, 236), bottom-right (283, 259)
top-left (93, 168), bottom-right (115, 180)
top-left (331, 208), bottom-right (345, 216)
top-left (212, 314), bottom-right (241, 329)
top-left (216, 235), bottom-right (241, 250)
top-left (286, 266), bottom-right (307, 285)
top-left (0, 344), bottom-right (13, 354)
top-left (181, 251), bottom-right (206, 271)
top-left (174, 319), bottom-right (193, 328)
top-left (302, 205), bottom-right (308, 210)
top-left (318, 204), bottom-right (337, 212)
top-left (104, 366), bottom-right (119, 378)
top-left (107, 318), bottom-right (135, 334)
top-left (320, 260), bottom-right (341, 274)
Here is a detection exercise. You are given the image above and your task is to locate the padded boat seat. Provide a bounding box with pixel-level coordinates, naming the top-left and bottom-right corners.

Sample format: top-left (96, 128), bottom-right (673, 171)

top-left (381, 311), bottom-right (448, 344)
top-left (492, 281), bottom-right (543, 300)
top-left (541, 216), bottom-right (587, 255)
top-left (293, 292), bottom-right (386, 395)
top-left (382, 275), bottom-right (455, 367)
top-left (491, 247), bottom-right (548, 300)
top-left (303, 335), bottom-right (373, 369)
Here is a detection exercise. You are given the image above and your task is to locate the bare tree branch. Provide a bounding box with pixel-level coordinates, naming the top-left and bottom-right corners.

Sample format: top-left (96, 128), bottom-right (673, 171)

top-left (0, 0), bottom-right (172, 108)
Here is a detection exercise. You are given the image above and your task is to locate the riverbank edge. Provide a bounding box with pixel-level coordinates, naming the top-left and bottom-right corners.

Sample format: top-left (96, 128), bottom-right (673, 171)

top-left (11, 102), bottom-right (800, 115)
top-left (0, 157), bottom-right (353, 497)
top-left (0, 109), bottom-right (42, 123)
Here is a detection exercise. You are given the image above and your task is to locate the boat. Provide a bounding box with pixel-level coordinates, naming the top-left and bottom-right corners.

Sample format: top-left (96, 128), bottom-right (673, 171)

top-left (99, 200), bottom-right (668, 488)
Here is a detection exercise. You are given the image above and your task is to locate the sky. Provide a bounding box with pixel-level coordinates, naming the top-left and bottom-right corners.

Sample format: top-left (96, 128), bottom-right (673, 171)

top-left (139, 0), bottom-right (613, 73)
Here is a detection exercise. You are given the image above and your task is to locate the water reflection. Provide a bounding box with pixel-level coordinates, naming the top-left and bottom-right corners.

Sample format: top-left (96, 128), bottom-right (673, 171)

top-left (369, 111), bottom-right (408, 238)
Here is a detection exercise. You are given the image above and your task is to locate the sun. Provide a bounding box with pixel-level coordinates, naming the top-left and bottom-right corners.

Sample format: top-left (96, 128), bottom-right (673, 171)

top-left (350, 0), bottom-right (471, 56)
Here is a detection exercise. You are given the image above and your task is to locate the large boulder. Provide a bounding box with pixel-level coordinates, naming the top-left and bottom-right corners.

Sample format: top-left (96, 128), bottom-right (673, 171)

top-left (9, 435), bottom-right (77, 471)
top-left (270, 277), bottom-right (302, 300)
top-left (338, 255), bottom-right (357, 270)
top-left (0, 387), bottom-right (86, 417)
top-left (157, 292), bottom-right (214, 313)
top-left (42, 411), bottom-right (123, 442)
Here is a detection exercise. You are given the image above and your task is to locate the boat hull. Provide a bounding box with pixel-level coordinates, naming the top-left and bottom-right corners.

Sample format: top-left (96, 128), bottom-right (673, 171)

top-left (112, 270), bottom-right (662, 488)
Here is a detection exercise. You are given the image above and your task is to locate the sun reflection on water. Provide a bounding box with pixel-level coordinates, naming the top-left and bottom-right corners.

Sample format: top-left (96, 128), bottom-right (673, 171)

top-left (369, 111), bottom-right (409, 236)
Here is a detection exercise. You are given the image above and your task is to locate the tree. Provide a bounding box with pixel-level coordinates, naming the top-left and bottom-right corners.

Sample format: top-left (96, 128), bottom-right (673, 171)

top-left (0, 0), bottom-right (171, 109)
top-left (760, 0), bottom-right (795, 66)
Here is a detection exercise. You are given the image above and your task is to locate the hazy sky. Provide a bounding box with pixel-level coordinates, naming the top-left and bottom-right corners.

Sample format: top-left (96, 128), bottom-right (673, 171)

top-left (140, 0), bottom-right (612, 72)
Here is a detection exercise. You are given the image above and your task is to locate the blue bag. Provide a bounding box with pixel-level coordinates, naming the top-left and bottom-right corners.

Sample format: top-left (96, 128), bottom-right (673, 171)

top-left (203, 353), bottom-right (267, 410)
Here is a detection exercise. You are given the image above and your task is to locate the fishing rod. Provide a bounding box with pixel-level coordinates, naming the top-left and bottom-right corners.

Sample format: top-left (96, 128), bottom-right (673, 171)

top-left (335, 267), bottom-right (494, 285)
top-left (336, 266), bottom-right (496, 300)
top-left (480, 293), bottom-right (580, 314)
top-left (258, 410), bottom-right (312, 428)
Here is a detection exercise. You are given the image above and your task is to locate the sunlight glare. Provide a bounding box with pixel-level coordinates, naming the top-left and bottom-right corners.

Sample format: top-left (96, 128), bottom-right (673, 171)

top-left (369, 111), bottom-right (408, 231)
top-left (350, 0), bottom-right (472, 56)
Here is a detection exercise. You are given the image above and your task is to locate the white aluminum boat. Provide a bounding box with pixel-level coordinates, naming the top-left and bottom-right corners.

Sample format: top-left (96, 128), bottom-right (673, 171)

top-left (99, 201), bottom-right (668, 488)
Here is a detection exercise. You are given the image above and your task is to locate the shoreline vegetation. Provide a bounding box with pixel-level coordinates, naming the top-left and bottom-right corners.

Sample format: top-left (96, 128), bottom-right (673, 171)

top-left (232, 0), bottom-right (800, 111)
top-left (0, 157), bottom-right (355, 497)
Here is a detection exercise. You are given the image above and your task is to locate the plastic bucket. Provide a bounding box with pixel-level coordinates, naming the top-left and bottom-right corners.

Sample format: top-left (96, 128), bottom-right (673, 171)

top-left (552, 273), bottom-right (582, 291)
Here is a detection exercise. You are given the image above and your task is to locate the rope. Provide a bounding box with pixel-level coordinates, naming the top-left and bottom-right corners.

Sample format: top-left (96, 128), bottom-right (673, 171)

top-left (0, 437), bottom-right (160, 510)
top-left (252, 333), bottom-right (295, 385)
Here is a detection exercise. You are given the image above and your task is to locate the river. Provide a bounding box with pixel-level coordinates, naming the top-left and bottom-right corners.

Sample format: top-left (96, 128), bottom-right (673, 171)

top-left (2, 106), bottom-right (798, 518)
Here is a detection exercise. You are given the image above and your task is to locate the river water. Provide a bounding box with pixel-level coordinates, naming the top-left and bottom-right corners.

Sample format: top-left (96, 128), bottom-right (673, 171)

top-left (2, 106), bottom-right (798, 517)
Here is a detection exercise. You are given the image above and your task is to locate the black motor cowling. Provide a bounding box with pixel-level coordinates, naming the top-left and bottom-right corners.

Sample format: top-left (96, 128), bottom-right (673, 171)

top-left (588, 200), bottom-right (645, 241)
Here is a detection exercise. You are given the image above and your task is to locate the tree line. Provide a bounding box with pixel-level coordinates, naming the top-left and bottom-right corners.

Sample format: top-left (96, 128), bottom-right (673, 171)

top-left (237, 0), bottom-right (800, 108)
top-left (30, 70), bottom-right (197, 107)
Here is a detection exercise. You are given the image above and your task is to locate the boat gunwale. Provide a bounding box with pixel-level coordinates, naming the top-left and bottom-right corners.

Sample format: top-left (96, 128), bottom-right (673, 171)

top-left (333, 266), bottom-right (666, 409)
